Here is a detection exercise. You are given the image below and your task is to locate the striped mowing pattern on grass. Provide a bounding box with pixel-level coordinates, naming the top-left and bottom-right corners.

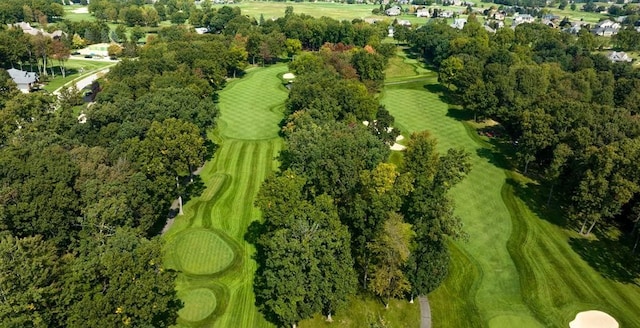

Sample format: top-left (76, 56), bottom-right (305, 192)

top-left (217, 65), bottom-right (289, 140)
top-left (173, 229), bottom-right (235, 275)
top-left (381, 54), bottom-right (640, 327)
top-left (177, 288), bottom-right (218, 323)
top-left (164, 65), bottom-right (288, 327)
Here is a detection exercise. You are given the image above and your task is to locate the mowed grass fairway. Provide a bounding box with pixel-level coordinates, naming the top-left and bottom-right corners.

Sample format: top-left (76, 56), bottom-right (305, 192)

top-left (380, 51), bottom-right (640, 327)
top-left (163, 65), bottom-right (288, 327)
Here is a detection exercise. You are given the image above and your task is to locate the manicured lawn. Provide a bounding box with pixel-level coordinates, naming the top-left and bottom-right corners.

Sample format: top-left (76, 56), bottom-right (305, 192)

top-left (63, 5), bottom-right (95, 22)
top-left (380, 50), bottom-right (640, 328)
top-left (163, 64), bottom-right (289, 328)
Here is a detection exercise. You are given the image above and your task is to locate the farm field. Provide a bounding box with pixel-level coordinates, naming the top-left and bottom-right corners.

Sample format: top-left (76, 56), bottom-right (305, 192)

top-left (380, 50), bottom-right (640, 327)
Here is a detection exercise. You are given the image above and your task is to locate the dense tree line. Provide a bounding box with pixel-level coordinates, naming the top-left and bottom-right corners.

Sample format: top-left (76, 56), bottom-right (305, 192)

top-left (0, 0), bottom-right (64, 24)
top-left (0, 27), bottom-right (236, 326)
top-left (254, 40), bottom-right (471, 327)
top-left (408, 18), bottom-right (640, 247)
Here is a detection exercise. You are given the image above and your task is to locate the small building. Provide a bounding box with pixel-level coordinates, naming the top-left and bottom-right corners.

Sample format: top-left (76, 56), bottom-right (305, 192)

top-left (7, 68), bottom-right (38, 93)
top-left (440, 11), bottom-right (454, 18)
top-left (513, 14), bottom-right (535, 26)
top-left (592, 19), bottom-right (621, 36)
top-left (7, 22), bottom-right (66, 39)
top-left (397, 19), bottom-right (412, 26)
top-left (451, 18), bottom-right (467, 29)
top-left (386, 6), bottom-right (402, 16)
top-left (608, 51), bottom-right (632, 63)
top-left (416, 8), bottom-right (430, 17)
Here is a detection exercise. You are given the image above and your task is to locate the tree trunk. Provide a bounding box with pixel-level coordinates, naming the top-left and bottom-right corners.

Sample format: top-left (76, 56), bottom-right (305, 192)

top-left (176, 176), bottom-right (184, 215)
top-left (579, 218), bottom-right (588, 235)
top-left (546, 184), bottom-right (554, 207)
top-left (292, 324), bottom-right (297, 328)
top-left (524, 159), bottom-right (530, 174)
top-left (632, 233), bottom-right (640, 255)
top-left (326, 312), bottom-right (333, 322)
top-left (385, 302), bottom-right (389, 309)
top-left (586, 219), bottom-right (598, 235)
top-left (410, 294), bottom-right (414, 304)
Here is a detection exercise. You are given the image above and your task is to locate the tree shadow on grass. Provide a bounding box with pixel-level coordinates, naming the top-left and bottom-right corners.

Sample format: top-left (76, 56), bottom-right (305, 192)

top-left (423, 83), bottom-right (460, 105)
top-left (569, 231), bottom-right (640, 285)
top-left (506, 178), bottom-right (568, 228)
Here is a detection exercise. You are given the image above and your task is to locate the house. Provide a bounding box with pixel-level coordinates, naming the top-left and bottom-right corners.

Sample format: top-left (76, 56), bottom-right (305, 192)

top-left (397, 19), bottom-right (412, 26)
top-left (194, 27), bottom-right (209, 34)
top-left (416, 8), bottom-right (430, 17)
top-left (451, 18), bottom-right (467, 29)
top-left (7, 68), bottom-right (38, 93)
top-left (513, 14), bottom-right (535, 26)
top-left (608, 51), bottom-right (632, 62)
top-left (542, 19), bottom-right (558, 28)
top-left (592, 19), bottom-right (621, 36)
top-left (493, 12), bottom-right (505, 20)
top-left (386, 6), bottom-right (402, 16)
top-left (8, 22), bottom-right (66, 39)
top-left (440, 11), bottom-right (454, 18)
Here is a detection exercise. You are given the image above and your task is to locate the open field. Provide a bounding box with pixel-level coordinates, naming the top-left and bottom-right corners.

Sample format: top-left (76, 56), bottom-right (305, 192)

top-left (380, 50), bottom-right (640, 327)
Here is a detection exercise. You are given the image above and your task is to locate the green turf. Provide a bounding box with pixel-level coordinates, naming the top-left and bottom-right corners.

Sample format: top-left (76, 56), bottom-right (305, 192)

top-left (171, 229), bottom-right (235, 275)
top-left (178, 288), bottom-right (218, 323)
top-left (380, 49), bottom-right (640, 327)
top-left (63, 5), bottom-right (95, 22)
top-left (164, 64), bottom-right (289, 327)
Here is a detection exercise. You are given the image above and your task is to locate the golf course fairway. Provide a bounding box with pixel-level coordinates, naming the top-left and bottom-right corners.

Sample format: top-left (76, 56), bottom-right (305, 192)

top-left (381, 51), bottom-right (640, 328)
top-left (164, 64), bottom-right (288, 327)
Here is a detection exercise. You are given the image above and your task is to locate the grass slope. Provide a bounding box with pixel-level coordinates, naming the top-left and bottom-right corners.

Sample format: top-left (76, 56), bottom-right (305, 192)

top-left (380, 51), bottom-right (640, 327)
top-left (164, 64), bottom-right (288, 328)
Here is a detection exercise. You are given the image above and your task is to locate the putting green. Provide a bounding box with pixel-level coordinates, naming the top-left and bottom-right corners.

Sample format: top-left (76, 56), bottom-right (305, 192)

top-left (178, 288), bottom-right (217, 323)
top-left (174, 229), bottom-right (235, 275)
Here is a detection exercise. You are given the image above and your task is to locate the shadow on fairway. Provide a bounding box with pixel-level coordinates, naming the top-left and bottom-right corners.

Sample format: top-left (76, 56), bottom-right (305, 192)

top-left (507, 178), bottom-right (568, 228)
top-left (423, 83), bottom-right (460, 105)
top-left (569, 233), bottom-right (640, 285)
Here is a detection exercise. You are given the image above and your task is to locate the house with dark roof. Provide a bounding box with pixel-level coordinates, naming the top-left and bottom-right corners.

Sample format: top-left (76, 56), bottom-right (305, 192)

top-left (7, 68), bottom-right (38, 93)
top-left (592, 20), bottom-right (621, 36)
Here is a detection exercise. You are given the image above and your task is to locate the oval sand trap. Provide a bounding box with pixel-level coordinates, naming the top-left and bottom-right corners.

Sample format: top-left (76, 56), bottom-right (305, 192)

top-left (569, 311), bottom-right (618, 328)
top-left (175, 230), bottom-right (235, 275)
top-left (178, 288), bottom-right (217, 322)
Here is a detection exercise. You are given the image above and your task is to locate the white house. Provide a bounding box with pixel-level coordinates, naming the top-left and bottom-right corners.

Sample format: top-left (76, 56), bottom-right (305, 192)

top-left (416, 8), bottom-right (430, 17)
top-left (7, 68), bottom-right (38, 93)
top-left (513, 14), bottom-right (535, 26)
top-left (608, 51), bottom-right (632, 62)
top-left (386, 6), bottom-right (402, 16)
top-left (440, 11), bottom-right (454, 18)
top-left (451, 18), bottom-right (467, 29)
top-left (592, 19), bottom-right (621, 36)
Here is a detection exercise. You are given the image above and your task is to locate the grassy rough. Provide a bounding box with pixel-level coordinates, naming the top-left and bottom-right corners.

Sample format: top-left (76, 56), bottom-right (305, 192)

top-left (380, 50), bottom-right (640, 328)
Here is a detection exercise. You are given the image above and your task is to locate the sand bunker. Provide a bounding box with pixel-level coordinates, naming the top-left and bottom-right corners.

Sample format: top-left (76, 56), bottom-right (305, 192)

top-left (283, 73), bottom-right (295, 80)
top-left (390, 143), bottom-right (406, 151)
top-left (569, 311), bottom-right (618, 328)
top-left (72, 7), bottom-right (89, 14)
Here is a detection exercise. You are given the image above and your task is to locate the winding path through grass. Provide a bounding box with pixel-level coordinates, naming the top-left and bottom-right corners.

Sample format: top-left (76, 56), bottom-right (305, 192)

top-left (164, 65), bottom-right (288, 328)
top-left (381, 51), bottom-right (640, 327)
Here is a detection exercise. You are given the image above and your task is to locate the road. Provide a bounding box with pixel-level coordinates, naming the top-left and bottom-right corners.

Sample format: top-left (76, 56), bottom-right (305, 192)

top-left (52, 66), bottom-right (113, 95)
